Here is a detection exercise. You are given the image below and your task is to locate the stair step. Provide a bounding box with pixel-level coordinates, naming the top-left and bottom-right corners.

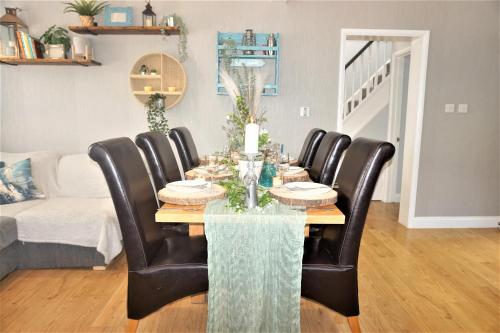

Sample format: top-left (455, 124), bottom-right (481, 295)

top-left (362, 88), bottom-right (367, 100)
top-left (353, 100), bottom-right (359, 108)
top-left (386, 62), bottom-right (391, 76)
top-left (377, 74), bottom-right (383, 85)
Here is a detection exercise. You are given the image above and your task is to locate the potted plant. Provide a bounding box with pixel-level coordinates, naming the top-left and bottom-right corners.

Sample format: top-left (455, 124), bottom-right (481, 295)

top-left (39, 26), bottom-right (71, 59)
top-left (63, 0), bottom-right (109, 27)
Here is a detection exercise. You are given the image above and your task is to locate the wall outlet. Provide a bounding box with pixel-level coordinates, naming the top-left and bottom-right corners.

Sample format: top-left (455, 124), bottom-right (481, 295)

top-left (300, 106), bottom-right (311, 118)
top-left (445, 104), bottom-right (455, 113)
top-left (457, 104), bottom-right (468, 114)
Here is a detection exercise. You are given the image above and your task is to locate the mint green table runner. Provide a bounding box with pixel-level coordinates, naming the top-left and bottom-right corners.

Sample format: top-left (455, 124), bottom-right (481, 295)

top-left (204, 200), bottom-right (306, 333)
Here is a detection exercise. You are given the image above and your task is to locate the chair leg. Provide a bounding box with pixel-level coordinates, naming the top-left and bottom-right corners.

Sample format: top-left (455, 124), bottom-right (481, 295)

top-left (347, 316), bottom-right (361, 333)
top-left (127, 319), bottom-right (139, 333)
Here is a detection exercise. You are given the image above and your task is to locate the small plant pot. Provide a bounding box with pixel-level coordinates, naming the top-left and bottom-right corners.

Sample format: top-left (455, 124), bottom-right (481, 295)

top-left (80, 15), bottom-right (94, 27)
top-left (46, 44), bottom-right (65, 59)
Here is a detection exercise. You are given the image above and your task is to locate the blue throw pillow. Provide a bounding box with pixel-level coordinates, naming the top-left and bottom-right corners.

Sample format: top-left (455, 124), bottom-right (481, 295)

top-left (0, 158), bottom-right (45, 205)
top-left (0, 161), bottom-right (4, 168)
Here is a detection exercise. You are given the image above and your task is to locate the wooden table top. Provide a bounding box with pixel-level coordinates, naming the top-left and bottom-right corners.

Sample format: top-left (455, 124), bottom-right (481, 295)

top-left (155, 203), bottom-right (345, 225)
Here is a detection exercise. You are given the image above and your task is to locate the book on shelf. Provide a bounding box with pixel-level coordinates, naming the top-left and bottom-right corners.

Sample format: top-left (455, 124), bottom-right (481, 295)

top-left (15, 31), bottom-right (40, 59)
top-left (16, 31), bottom-right (26, 59)
top-left (33, 40), bottom-right (43, 59)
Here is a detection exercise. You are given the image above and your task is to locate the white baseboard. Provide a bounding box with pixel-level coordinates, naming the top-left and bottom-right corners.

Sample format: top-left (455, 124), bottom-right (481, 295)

top-left (408, 216), bottom-right (500, 229)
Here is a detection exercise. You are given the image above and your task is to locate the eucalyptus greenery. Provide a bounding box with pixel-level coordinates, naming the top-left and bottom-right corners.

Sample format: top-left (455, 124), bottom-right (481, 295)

top-left (63, 0), bottom-right (108, 16)
top-left (145, 93), bottom-right (169, 135)
top-left (40, 26), bottom-right (71, 52)
top-left (220, 178), bottom-right (273, 213)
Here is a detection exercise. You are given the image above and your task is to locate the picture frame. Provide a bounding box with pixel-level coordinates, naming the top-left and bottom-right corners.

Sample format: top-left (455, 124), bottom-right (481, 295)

top-left (104, 7), bottom-right (133, 26)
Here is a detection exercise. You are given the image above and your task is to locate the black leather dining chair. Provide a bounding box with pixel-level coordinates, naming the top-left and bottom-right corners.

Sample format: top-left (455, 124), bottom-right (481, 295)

top-left (309, 131), bottom-right (351, 186)
top-left (301, 138), bottom-right (395, 333)
top-left (135, 131), bottom-right (188, 236)
top-left (169, 127), bottom-right (200, 171)
top-left (297, 128), bottom-right (326, 170)
top-left (88, 138), bottom-right (208, 333)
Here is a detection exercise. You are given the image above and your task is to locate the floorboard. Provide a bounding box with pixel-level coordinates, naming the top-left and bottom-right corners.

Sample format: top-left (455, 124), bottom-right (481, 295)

top-left (0, 202), bottom-right (498, 332)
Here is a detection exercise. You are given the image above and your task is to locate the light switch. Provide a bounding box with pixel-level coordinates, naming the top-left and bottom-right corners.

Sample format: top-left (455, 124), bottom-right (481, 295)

top-left (300, 107), bottom-right (311, 118)
top-left (445, 104), bottom-right (455, 113)
top-left (458, 104), bottom-right (468, 114)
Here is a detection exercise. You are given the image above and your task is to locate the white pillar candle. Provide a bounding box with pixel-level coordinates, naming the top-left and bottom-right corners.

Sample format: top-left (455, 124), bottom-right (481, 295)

top-left (244, 123), bottom-right (259, 154)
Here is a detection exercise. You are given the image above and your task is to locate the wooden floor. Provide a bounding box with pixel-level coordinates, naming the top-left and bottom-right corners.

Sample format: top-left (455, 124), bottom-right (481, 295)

top-left (0, 202), bottom-right (498, 332)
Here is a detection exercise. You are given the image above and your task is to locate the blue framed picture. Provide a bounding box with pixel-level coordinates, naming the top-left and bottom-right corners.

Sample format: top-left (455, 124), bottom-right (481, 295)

top-left (104, 7), bottom-right (133, 26)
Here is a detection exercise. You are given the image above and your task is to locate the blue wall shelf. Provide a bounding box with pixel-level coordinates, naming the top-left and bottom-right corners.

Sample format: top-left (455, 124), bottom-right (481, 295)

top-left (217, 32), bottom-right (280, 96)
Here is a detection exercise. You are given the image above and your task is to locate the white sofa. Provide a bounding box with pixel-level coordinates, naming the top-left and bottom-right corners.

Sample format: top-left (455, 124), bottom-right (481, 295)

top-left (0, 151), bottom-right (123, 279)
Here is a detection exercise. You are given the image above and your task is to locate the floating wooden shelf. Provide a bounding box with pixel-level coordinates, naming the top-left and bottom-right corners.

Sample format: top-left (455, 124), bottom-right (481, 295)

top-left (69, 26), bottom-right (179, 36)
top-left (0, 58), bottom-right (101, 66)
top-left (133, 90), bottom-right (183, 96)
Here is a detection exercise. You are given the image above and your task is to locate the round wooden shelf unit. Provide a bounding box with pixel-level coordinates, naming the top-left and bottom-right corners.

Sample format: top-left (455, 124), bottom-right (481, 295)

top-left (130, 53), bottom-right (186, 109)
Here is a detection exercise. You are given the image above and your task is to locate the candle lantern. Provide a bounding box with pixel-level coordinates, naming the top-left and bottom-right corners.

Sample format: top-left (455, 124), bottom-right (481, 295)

top-left (142, 1), bottom-right (156, 27)
top-left (0, 7), bottom-right (28, 59)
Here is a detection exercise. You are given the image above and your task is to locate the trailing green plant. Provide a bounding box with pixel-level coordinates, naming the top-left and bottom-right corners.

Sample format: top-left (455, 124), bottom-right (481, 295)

top-left (160, 14), bottom-right (188, 63)
top-left (39, 26), bottom-right (71, 52)
top-left (172, 14), bottom-right (188, 63)
top-left (145, 93), bottom-right (169, 135)
top-left (63, 0), bottom-right (108, 16)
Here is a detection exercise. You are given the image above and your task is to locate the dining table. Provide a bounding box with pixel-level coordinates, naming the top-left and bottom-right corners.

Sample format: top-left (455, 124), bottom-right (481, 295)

top-left (155, 202), bottom-right (345, 236)
top-left (155, 184), bottom-right (345, 332)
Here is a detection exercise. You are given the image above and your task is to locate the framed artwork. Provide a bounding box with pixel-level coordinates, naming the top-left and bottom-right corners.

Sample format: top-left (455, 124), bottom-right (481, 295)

top-left (104, 7), bottom-right (133, 26)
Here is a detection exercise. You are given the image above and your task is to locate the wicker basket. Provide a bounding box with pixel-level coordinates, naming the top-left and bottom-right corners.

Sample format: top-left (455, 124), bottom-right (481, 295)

top-left (79, 16), bottom-right (94, 27)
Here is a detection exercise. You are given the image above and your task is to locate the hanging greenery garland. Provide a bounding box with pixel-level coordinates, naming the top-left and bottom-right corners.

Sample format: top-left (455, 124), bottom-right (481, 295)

top-left (145, 93), bottom-right (169, 134)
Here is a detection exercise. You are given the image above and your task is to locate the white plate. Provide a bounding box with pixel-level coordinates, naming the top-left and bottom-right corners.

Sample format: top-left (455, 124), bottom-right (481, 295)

top-left (284, 166), bottom-right (304, 175)
top-left (166, 180), bottom-right (208, 193)
top-left (283, 182), bottom-right (332, 195)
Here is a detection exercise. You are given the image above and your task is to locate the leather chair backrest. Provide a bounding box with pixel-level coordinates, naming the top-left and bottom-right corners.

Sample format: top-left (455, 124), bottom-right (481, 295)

top-left (297, 128), bottom-right (326, 170)
top-left (324, 138), bottom-right (395, 266)
top-left (309, 131), bottom-right (351, 185)
top-left (169, 127), bottom-right (200, 171)
top-left (135, 132), bottom-right (182, 192)
top-left (88, 138), bottom-right (164, 271)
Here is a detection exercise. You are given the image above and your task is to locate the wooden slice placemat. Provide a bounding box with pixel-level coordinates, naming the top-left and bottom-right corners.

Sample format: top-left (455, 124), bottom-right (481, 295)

top-left (185, 169), bottom-right (233, 181)
top-left (282, 170), bottom-right (310, 184)
top-left (269, 186), bottom-right (337, 207)
top-left (158, 184), bottom-right (226, 205)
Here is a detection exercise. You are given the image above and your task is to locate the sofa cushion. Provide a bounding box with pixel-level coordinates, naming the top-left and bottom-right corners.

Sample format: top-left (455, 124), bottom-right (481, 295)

top-left (55, 154), bottom-right (110, 198)
top-left (15, 197), bottom-right (122, 264)
top-left (0, 199), bottom-right (45, 218)
top-left (0, 158), bottom-right (45, 204)
top-left (0, 151), bottom-right (60, 197)
top-left (0, 216), bottom-right (17, 250)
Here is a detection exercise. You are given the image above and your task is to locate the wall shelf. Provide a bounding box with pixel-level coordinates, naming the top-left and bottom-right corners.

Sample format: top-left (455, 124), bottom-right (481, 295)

top-left (69, 26), bottom-right (179, 36)
top-left (130, 53), bottom-right (186, 108)
top-left (130, 74), bottom-right (161, 79)
top-left (0, 58), bottom-right (101, 66)
top-left (217, 31), bottom-right (280, 96)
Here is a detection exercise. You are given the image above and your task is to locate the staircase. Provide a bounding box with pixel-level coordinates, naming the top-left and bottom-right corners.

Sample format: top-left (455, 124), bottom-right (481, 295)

top-left (343, 41), bottom-right (393, 123)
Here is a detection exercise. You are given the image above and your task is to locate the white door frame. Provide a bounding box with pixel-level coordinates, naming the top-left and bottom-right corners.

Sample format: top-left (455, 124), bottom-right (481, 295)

top-left (336, 29), bottom-right (430, 228)
top-left (384, 47), bottom-right (411, 203)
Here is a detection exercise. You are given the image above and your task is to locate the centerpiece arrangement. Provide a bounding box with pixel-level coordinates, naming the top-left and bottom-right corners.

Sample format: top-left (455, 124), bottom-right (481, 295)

top-left (220, 66), bottom-right (270, 152)
top-left (218, 64), bottom-right (275, 211)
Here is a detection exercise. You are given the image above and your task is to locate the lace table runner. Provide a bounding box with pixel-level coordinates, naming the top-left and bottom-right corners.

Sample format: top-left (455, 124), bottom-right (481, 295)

top-left (204, 200), bottom-right (306, 333)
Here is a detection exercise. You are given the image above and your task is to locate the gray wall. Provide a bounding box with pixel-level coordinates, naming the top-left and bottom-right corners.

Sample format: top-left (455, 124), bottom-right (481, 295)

top-left (1, 1), bottom-right (499, 217)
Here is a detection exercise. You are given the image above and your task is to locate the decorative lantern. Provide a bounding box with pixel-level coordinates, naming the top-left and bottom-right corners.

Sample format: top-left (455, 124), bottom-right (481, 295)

top-left (0, 7), bottom-right (28, 59)
top-left (142, 1), bottom-right (156, 27)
